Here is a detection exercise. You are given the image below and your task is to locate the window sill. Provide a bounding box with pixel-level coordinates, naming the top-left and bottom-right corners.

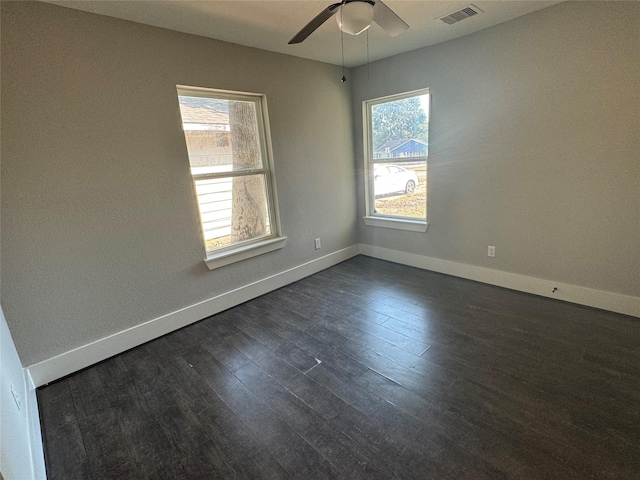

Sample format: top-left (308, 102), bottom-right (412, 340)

top-left (363, 216), bottom-right (428, 232)
top-left (204, 236), bottom-right (287, 270)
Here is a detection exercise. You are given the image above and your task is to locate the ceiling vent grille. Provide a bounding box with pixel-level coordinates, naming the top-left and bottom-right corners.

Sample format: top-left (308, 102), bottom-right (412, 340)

top-left (438, 5), bottom-right (483, 25)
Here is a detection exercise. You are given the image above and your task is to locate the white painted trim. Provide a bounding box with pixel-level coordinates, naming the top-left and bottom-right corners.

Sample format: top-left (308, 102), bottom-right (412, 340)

top-left (25, 370), bottom-right (46, 480)
top-left (26, 242), bottom-right (638, 387)
top-left (363, 216), bottom-right (428, 232)
top-left (205, 236), bottom-right (286, 270)
top-left (359, 244), bottom-right (640, 318)
top-left (27, 245), bottom-right (360, 387)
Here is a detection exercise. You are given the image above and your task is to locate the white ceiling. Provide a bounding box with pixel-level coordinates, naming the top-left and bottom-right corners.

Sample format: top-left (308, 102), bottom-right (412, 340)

top-left (46, 1), bottom-right (562, 67)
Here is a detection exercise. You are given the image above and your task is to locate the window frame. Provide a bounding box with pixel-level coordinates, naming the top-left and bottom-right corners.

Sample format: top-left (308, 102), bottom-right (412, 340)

top-left (362, 88), bottom-right (430, 232)
top-left (177, 85), bottom-right (286, 270)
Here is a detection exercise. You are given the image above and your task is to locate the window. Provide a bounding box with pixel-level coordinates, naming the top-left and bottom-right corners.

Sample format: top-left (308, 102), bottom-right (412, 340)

top-left (363, 89), bottom-right (430, 232)
top-left (177, 86), bottom-right (285, 269)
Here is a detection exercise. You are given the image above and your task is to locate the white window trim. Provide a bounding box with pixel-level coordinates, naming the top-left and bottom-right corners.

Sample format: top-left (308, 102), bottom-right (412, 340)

top-left (363, 216), bottom-right (428, 232)
top-left (204, 236), bottom-right (287, 270)
top-left (177, 85), bottom-right (285, 269)
top-left (362, 88), bottom-right (430, 232)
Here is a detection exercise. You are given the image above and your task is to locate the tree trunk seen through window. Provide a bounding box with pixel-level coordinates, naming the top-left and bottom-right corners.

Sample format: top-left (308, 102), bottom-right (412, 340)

top-left (228, 102), bottom-right (268, 243)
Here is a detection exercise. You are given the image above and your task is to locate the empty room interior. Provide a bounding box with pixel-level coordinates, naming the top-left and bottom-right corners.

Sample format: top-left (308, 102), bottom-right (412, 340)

top-left (1, 1), bottom-right (639, 479)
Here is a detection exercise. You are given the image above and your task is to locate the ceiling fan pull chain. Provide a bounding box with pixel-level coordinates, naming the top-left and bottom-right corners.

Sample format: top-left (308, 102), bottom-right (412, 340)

top-left (367, 27), bottom-right (370, 79)
top-left (341, 24), bottom-right (347, 82)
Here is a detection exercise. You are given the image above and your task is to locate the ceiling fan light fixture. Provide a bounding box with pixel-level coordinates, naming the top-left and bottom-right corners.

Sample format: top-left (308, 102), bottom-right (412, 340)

top-left (336, 1), bottom-right (374, 36)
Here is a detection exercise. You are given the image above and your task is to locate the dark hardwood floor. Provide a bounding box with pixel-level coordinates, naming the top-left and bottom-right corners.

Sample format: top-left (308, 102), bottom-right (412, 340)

top-left (38, 256), bottom-right (640, 479)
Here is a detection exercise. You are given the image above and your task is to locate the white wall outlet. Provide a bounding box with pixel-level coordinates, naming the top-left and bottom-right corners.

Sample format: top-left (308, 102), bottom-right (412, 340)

top-left (488, 246), bottom-right (496, 257)
top-left (11, 384), bottom-right (21, 410)
top-left (314, 238), bottom-right (321, 250)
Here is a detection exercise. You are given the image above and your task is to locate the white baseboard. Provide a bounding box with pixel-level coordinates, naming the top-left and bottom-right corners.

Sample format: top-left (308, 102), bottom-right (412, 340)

top-left (25, 370), bottom-right (47, 480)
top-left (27, 246), bottom-right (360, 387)
top-left (359, 244), bottom-right (640, 318)
top-left (26, 242), bottom-right (638, 387)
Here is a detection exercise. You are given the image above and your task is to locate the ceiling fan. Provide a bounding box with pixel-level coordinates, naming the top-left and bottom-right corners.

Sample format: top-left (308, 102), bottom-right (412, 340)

top-left (288, 0), bottom-right (409, 44)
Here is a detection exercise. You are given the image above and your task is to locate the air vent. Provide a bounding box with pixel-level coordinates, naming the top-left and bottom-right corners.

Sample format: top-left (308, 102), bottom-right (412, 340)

top-left (438, 5), bottom-right (483, 25)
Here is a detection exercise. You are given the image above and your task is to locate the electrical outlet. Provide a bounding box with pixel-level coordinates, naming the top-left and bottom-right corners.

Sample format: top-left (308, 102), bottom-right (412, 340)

top-left (314, 238), bottom-right (321, 250)
top-left (488, 246), bottom-right (496, 257)
top-left (11, 384), bottom-right (21, 410)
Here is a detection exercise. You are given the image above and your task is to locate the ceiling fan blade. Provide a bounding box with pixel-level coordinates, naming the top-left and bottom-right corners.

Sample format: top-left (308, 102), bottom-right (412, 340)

top-left (372, 0), bottom-right (409, 37)
top-left (288, 3), bottom-right (342, 44)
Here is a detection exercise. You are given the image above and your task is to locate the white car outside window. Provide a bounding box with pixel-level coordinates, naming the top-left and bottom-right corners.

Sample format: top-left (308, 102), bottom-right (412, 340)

top-left (373, 165), bottom-right (418, 197)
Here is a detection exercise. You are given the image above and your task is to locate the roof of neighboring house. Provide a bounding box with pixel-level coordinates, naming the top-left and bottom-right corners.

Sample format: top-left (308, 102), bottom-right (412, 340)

top-left (178, 96), bottom-right (229, 125)
top-left (374, 138), bottom-right (427, 152)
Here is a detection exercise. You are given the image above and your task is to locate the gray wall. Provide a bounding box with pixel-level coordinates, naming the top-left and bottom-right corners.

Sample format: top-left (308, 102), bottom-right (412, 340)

top-left (2, 1), bottom-right (639, 369)
top-left (1, 1), bottom-right (357, 366)
top-left (0, 8), bottom-right (34, 473)
top-left (352, 1), bottom-right (639, 297)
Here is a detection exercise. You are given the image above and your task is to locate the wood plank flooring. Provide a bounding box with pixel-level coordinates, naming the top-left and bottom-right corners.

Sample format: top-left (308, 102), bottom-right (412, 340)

top-left (37, 256), bottom-right (640, 479)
